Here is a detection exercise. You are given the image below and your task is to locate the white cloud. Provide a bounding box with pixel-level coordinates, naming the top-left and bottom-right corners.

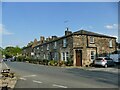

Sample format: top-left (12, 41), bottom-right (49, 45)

top-left (0, 24), bottom-right (14, 35)
top-left (105, 24), bottom-right (118, 30)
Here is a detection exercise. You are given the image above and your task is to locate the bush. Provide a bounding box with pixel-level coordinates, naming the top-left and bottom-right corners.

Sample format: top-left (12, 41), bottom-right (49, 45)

top-left (59, 60), bottom-right (65, 66)
top-left (48, 60), bottom-right (58, 66)
top-left (42, 59), bottom-right (49, 65)
top-left (66, 60), bottom-right (73, 66)
top-left (16, 56), bottom-right (25, 62)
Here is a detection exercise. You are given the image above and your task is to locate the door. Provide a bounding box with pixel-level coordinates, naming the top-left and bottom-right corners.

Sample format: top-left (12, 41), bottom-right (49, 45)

top-left (76, 50), bottom-right (82, 66)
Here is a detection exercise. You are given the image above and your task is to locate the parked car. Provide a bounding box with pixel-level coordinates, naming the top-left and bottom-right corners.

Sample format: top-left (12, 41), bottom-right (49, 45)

top-left (94, 57), bottom-right (115, 68)
top-left (3, 58), bottom-right (7, 61)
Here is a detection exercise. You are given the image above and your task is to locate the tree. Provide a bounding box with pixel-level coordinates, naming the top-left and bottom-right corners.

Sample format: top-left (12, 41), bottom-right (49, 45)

top-left (3, 46), bottom-right (22, 58)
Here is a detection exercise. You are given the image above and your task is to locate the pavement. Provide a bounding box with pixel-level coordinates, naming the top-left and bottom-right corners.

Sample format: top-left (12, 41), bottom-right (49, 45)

top-left (3, 61), bottom-right (119, 88)
top-left (0, 62), bottom-right (17, 89)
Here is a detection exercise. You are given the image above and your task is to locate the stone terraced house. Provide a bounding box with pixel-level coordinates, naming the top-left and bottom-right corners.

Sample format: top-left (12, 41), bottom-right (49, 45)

top-left (22, 29), bottom-right (116, 66)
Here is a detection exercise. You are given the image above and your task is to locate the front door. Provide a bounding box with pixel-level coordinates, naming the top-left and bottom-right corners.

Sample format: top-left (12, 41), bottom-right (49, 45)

top-left (76, 50), bottom-right (82, 66)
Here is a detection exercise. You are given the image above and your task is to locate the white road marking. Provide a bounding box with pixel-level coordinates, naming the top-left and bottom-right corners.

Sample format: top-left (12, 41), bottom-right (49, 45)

top-left (33, 80), bottom-right (42, 84)
top-left (52, 84), bottom-right (68, 88)
top-left (23, 75), bottom-right (37, 77)
top-left (19, 77), bottom-right (27, 80)
top-left (3, 62), bottom-right (9, 69)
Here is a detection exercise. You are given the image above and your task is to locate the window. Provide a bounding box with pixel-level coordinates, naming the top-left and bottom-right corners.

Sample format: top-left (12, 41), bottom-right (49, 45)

top-left (54, 52), bottom-right (57, 60)
top-left (91, 51), bottom-right (95, 61)
top-left (63, 38), bottom-right (67, 47)
top-left (66, 52), bottom-right (69, 61)
top-left (44, 54), bottom-right (46, 59)
top-left (37, 47), bottom-right (39, 50)
top-left (31, 52), bottom-right (34, 56)
top-left (54, 42), bottom-right (57, 49)
top-left (109, 40), bottom-right (112, 47)
top-left (90, 36), bottom-right (94, 43)
top-left (41, 46), bottom-right (43, 51)
top-left (47, 44), bottom-right (49, 50)
top-left (105, 58), bottom-right (113, 60)
top-left (62, 52), bottom-right (65, 61)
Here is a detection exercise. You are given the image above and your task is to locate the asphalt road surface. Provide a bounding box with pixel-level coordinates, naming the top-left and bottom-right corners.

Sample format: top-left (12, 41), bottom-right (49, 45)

top-left (1, 61), bottom-right (119, 88)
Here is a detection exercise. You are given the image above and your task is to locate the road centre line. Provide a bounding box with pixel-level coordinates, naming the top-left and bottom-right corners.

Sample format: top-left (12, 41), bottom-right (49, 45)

top-left (19, 77), bottom-right (27, 80)
top-left (23, 75), bottom-right (37, 77)
top-left (33, 80), bottom-right (42, 84)
top-left (52, 84), bottom-right (68, 88)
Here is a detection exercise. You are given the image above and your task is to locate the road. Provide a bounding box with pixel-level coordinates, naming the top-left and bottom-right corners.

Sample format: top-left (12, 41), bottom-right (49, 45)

top-left (1, 61), bottom-right (119, 88)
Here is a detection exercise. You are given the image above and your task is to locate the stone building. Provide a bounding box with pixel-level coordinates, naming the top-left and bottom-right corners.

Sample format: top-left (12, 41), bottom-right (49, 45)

top-left (22, 29), bottom-right (116, 66)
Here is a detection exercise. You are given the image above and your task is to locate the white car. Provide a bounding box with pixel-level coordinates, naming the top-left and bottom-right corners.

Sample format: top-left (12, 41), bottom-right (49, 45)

top-left (94, 57), bottom-right (115, 68)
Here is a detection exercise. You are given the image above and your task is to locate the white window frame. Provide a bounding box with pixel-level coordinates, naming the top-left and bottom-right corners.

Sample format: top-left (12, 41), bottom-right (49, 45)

top-left (62, 52), bottom-right (65, 61)
top-left (44, 54), bottom-right (46, 59)
top-left (54, 52), bottom-right (57, 60)
top-left (37, 47), bottom-right (39, 50)
top-left (63, 38), bottom-right (67, 47)
top-left (90, 51), bottom-right (95, 62)
top-left (54, 42), bottom-right (57, 49)
top-left (61, 52), bottom-right (69, 61)
top-left (66, 52), bottom-right (69, 61)
top-left (90, 36), bottom-right (94, 43)
top-left (109, 40), bottom-right (113, 47)
top-left (47, 44), bottom-right (49, 50)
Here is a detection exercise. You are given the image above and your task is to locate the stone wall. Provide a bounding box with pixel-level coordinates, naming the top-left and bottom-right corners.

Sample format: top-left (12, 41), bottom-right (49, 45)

top-left (87, 36), bottom-right (116, 56)
top-left (22, 46), bottom-right (32, 58)
top-left (33, 36), bottom-right (73, 61)
top-left (72, 35), bottom-right (116, 66)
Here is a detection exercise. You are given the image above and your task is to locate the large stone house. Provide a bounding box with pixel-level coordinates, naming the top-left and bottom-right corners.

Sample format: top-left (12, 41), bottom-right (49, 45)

top-left (22, 29), bottom-right (116, 66)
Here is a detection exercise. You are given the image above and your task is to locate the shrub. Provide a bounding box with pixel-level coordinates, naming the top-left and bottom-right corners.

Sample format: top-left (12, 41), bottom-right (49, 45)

top-left (64, 58), bottom-right (73, 66)
top-left (48, 60), bottom-right (58, 66)
top-left (59, 60), bottom-right (65, 66)
top-left (16, 56), bottom-right (25, 62)
top-left (42, 59), bottom-right (49, 65)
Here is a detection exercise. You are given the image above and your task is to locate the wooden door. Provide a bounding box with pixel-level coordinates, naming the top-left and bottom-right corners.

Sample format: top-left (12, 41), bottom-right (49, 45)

top-left (76, 50), bottom-right (82, 66)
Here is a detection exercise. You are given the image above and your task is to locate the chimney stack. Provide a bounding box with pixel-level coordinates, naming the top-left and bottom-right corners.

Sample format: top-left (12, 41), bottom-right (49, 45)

top-left (32, 38), bottom-right (38, 47)
top-left (65, 27), bottom-right (72, 35)
top-left (46, 37), bottom-right (51, 42)
top-left (40, 36), bottom-right (45, 44)
top-left (52, 36), bottom-right (57, 40)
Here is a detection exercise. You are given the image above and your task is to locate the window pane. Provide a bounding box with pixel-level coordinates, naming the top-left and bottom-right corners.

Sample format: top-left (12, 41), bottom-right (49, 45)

top-left (90, 36), bottom-right (94, 43)
top-left (91, 51), bottom-right (95, 60)
top-left (109, 40), bottom-right (112, 47)
top-left (63, 38), bottom-right (67, 47)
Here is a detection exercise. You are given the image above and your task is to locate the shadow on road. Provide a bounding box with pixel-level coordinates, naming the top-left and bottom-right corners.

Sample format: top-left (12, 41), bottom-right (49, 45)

top-left (65, 68), bottom-right (119, 86)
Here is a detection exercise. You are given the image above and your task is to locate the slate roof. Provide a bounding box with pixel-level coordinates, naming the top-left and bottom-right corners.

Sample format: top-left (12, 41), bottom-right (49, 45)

top-left (24, 30), bottom-right (116, 48)
top-left (73, 30), bottom-right (116, 38)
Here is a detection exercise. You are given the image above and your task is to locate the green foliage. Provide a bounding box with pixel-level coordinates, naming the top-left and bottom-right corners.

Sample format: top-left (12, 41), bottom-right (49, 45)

top-left (16, 56), bottom-right (25, 62)
top-left (65, 60), bottom-right (73, 66)
top-left (3, 46), bottom-right (22, 58)
top-left (59, 60), bottom-right (65, 66)
top-left (42, 59), bottom-right (49, 65)
top-left (48, 60), bottom-right (58, 66)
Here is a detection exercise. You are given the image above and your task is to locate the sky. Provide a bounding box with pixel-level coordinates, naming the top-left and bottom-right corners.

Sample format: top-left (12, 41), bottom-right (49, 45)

top-left (1, 2), bottom-right (118, 48)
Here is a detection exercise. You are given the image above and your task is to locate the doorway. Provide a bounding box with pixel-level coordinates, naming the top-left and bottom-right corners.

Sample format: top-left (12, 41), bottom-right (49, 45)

top-left (76, 50), bottom-right (82, 66)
